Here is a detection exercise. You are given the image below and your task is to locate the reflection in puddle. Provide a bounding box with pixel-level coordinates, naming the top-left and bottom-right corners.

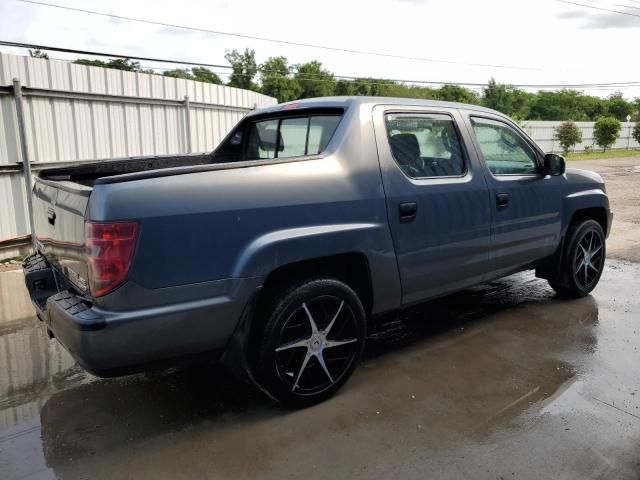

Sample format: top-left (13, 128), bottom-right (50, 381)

top-left (2, 261), bottom-right (637, 480)
top-left (0, 272), bottom-right (91, 430)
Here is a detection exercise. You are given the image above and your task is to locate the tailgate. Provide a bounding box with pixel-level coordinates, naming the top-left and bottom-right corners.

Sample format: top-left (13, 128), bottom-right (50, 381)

top-left (33, 178), bottom-right (92, 293)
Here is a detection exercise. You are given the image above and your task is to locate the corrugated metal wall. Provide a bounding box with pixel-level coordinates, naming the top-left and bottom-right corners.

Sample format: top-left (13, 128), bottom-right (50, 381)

top-left (0, 52), bottom-right (277, 255)
top-left (521, 120), bottom-right (639, 153)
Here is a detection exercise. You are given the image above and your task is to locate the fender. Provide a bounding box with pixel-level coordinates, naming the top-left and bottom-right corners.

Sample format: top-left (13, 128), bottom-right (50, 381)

top-left (231, 222), bottom-right (401, 314)
top-left (561, 188), bottom-right (610, 236)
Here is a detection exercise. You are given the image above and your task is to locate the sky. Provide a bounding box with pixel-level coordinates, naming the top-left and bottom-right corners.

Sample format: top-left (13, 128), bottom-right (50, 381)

top-left (0, 0), bottom-right (638, 99)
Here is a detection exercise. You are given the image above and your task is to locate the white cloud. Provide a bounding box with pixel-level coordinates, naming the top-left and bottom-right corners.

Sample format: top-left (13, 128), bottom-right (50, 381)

top-left (0, 0), bottom-right (638, 98)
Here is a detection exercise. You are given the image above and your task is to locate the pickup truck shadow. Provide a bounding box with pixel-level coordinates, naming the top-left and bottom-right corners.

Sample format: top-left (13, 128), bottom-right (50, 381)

top-left (39, 271), bottom-right (599, 469)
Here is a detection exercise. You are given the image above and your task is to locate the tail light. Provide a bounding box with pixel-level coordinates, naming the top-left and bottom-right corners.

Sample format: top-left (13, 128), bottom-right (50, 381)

top-left (86, 221), bottom-right (138, 297)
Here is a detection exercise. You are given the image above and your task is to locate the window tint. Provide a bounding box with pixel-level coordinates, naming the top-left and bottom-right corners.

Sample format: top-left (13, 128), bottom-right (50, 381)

top-left (244, 114), bottom-right (341, 161)
top-left (308, 116), bottom-right (341, 155)
top-left (385, 114), bottom-right (465, 178)
top-left (246, 119), bottom-right (279, 160)
top-left (279, 117), bottom-right (308, 158)
top-left (471, 118), bottom-right (539, 175)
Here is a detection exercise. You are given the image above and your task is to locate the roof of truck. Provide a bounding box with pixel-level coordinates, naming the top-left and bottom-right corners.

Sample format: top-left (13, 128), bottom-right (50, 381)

top-left (250, 96), bottom-right (506, 118)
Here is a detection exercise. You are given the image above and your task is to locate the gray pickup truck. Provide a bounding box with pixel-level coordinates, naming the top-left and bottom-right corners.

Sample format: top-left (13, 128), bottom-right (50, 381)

top-left (23, 97), bottom-right (612, 406)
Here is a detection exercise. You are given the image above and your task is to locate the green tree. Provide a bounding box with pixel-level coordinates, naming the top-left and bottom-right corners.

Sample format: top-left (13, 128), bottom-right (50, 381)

top-left (632, 123), bottom-right (640, 145)
top-left (605, 92), bottom-right (634, 121)
top-left (294, 61), bottom-right (335, 98)
top-left (530, 90), bottom-right (588, 121)
top-left (555, 121), bottom-right (583, 155)
top-left (334, 79), bottom-right (354, 96)
top-left (225, 49), bottom-right (258, 90)
top-left (633, 98), bottom-right (640, 121)
top-left (482, 78), bottom-right (531, 119)
top-left (259, 56), bottom-right (301, 102)
top-left (351, 78), bottom-right (376, 96)
top-left (192, 67), bottom-right (222, 85)
top-left (579, 94), bottom-right (608, 121)
top-left (73, 58), bottom-right (149, 72)
top-left (163, 67), bottom-right (222, 84)
top-left (163, 68), bottom-right (194, 80)
top-left (29, 48), bottom-right (49, 59)
top-left (435, 84), bottom-right (480, 104)
top-left (376, 82), bottom-right (438, 100)
top-left (593, 116), bottom-right (622, 151)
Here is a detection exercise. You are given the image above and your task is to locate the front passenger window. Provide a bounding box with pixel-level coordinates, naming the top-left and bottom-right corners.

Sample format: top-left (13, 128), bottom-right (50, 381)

top-left (470, 118), bottom-right (539, 175)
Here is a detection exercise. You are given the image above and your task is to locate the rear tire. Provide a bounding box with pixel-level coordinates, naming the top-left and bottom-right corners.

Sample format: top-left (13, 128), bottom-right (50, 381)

top-left (255, 279), bottom-right (366, 408)
top-left (548, 219), bottom-right (606, 298)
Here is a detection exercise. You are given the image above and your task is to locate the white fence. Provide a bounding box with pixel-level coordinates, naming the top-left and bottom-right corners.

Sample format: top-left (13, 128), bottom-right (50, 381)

top-left (0, 52), bottom-right (276, 259)
top-left (522, 120), bottom-right (639, 153)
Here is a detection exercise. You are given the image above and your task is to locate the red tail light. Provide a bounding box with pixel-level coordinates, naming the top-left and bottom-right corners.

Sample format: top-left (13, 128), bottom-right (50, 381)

top-left (86, 221), bottom-right (138, 297)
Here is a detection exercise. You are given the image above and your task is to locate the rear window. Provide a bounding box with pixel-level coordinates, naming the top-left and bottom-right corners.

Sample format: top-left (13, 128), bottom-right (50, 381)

top-left (244, 115), bottom-right (341, 161)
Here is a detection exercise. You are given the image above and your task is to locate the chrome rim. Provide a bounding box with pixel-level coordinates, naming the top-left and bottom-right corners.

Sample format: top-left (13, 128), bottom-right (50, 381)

top-left (574, 229), bottom-right (604, 289)
top-left (275, 295), bottom-right (359, 395)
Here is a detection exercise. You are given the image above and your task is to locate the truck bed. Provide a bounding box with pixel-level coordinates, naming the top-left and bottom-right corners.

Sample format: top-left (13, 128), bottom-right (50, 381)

top-left (39, 153), bottom-right (213, 187)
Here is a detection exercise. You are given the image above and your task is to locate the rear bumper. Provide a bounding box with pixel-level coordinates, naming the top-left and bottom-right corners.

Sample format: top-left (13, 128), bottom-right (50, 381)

top-left (606, 208), bottom-right (613, 239)
top-left (23, 253), bottom-right (259, 376)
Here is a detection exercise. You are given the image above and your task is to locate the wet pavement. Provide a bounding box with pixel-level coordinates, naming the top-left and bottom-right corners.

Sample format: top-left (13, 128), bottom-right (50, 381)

top-left (1, 261), bottom-right (639, 479)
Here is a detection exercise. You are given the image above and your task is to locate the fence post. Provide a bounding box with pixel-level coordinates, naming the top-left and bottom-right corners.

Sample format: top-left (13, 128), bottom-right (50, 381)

top-left (12, 78), bottom-right (37, 251)
top-left (184, 95), bottom-right (192, 154)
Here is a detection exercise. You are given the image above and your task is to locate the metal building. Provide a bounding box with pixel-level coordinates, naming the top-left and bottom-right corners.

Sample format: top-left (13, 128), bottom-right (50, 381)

top-left (0, 52), bottom-right (277, 260)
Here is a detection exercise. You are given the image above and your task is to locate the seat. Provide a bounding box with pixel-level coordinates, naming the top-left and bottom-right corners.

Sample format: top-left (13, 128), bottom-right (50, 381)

top-left (389, 133), bottom-right (421, 175)
top-left (432, 124), bottom-right (464, 176)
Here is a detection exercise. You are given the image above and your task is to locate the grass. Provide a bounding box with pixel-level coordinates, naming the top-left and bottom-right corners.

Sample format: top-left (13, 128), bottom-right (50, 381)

top-left (566, 148), bottom-right (640, 161)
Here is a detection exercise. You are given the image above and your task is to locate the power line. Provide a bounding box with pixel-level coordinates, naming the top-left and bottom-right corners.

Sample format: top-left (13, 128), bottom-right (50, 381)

top-left (0, 40), bottom-right (231, 69)
top-left (557, 0), bottom-right (640, 17)
top-left (3, 41), bottom-right (640, 90)
top-left (583, 0), bottom-right (640, 11)
top-left (614, 3), bottom-right (640, 11)
top-left (16, 0), bottom-right (546, 71)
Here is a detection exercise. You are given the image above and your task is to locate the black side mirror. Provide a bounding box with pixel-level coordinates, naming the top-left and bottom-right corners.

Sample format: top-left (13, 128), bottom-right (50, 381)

top-left (544, 153), bottom-right (565, 176)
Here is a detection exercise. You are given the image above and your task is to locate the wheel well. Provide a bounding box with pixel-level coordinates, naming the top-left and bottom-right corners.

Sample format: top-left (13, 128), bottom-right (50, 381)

top-left (256, 252), bottom-right (373, 318)
top-left (246, 253), bottom-right (373, 369)
top-left (568, 207), bottom-right (608, 235)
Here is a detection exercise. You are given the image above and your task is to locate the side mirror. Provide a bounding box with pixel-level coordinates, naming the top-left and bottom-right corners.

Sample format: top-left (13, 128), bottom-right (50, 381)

top-left (544, 153), bottom-right (565, 176)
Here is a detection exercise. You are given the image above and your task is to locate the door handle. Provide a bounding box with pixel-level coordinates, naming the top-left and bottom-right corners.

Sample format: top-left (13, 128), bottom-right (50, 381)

top-left (399, 202), bottom-right (418, 223)
top-left (496, 192), bottom-right (509, 209)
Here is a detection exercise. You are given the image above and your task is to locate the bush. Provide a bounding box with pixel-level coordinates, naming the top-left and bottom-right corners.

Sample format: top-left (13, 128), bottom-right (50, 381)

top-left (555, 121), bottom-right (582, 155)
top-left (593, 116), bottom-right (621, 151)
top-left (633, 123), bottom-right (640, 146)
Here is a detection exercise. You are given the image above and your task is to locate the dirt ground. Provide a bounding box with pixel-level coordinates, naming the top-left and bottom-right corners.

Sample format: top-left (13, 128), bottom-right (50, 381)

top-left (0, 156), bottom-right (639, 480)
top-left (573, 156), bottom-right (640, 262)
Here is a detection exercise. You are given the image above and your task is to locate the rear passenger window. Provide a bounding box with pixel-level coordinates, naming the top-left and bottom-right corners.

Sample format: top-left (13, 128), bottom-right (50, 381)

top-left (385, 114), bottom-right (466, 178)
top-left (244, 115), bottom-right (341, 161)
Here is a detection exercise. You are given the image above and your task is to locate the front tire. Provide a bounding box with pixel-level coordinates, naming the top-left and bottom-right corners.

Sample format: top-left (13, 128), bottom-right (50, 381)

top-left (255, 279), bottom-right (366, 408)
top-left (549, 219), bottom-right (606, 297)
